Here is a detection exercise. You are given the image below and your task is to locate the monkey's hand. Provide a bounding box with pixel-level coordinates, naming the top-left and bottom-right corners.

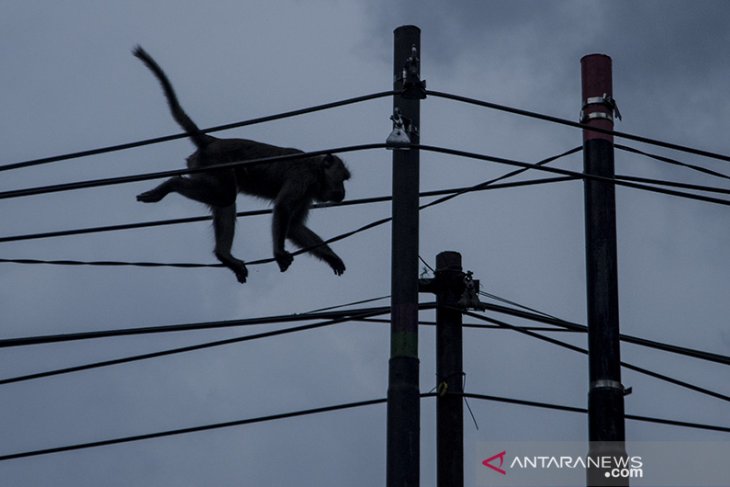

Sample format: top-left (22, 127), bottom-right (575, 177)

top-left (275, 250), bottom-right (294, 272)
top-left (327, 255), bottom-right (346, 276)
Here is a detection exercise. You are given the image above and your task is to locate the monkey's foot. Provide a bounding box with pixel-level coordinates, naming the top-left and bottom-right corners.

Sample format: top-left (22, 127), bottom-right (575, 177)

top-left (136, 189), bottom-right (165, 203)
top-left (232, 264), bottom-right (248, 283)
top-left (275, 251), bottom-right (293, 272)
top-left (215, 251), bottom-right (248, 283)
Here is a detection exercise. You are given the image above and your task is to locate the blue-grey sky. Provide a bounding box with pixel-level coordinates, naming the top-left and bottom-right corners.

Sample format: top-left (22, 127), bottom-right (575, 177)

top-left (1, 1), bottom-right (728, 486)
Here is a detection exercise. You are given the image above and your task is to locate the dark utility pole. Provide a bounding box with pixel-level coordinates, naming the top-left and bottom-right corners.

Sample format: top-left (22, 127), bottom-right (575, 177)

top-left (388, 25), bottom-right (424, 487)
top-left (581, 54), bottom-right (628, 486)
top-left (434, 252), bottom-right (465, 487)
top-left (419, 251), bottom-right (466, 487)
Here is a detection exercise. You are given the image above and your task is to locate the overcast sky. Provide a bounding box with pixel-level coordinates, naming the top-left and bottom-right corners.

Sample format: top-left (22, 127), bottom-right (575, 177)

top-left (1, 1), bottom-right (729, 486)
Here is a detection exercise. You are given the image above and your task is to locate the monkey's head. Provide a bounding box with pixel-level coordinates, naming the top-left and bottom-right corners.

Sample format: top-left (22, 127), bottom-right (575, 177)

top-left (316, 154), bottom-right (351, 203)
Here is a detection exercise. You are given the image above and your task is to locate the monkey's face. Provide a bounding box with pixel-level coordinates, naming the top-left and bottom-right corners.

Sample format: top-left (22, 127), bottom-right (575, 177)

top-left (318, 155), bottom-right (351, 203)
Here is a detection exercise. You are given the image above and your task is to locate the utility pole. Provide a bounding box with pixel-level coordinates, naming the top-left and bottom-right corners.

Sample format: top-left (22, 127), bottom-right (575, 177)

top-left (387, 25), bottom-right (424, 487)
top-left (581, 54), bottom-right (628, 486)
top-left (434, 252), bottom-right (465, 487)
top-left (419, 251), bottom-right (466, 487)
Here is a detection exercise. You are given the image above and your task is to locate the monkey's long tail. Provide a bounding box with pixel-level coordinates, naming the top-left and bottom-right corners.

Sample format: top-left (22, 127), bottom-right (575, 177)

top-left (133, 46), bottom-right (211, 150)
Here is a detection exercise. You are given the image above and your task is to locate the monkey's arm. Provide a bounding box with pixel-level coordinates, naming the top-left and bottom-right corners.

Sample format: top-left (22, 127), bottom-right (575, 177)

top-left (288, 223), bottom-right (345, 275)
top-left (271, 181), bottom-right (311, 272)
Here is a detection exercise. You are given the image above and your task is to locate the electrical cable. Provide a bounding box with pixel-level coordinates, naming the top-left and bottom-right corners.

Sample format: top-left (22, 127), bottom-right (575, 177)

top-left (0, 143), bottom-right (388, 201)
top-left (418, 255), bottom-right (436, 274)
top-left (280, 146), bottom-right (580, 272)
top-left (462, 310), bottom-right (730, 402)
top-left (0, 175), bottom-right (575, 245)
top-left (418, 146), bottom-right (581, 212)
top-left (0, 303), bottom-right (571, 386)
top-left (426, 90), bottom-right (730, 164)
top-left (616, 144), bottom-right (730, 181)
top-left (5, 87), bottom-right (729, 175)
top-left (474, 301), bottom-right (730, 366)
top-left (0, 308), bottom-right (393, 385)
top-left (0, 148), bottom-right (581, 268)
top-left (0, 90), bottom-right (398, 173)
top-left (305, 295), bottom-right (391, 314)
top-left (614, 173), bottom-right (730, 196)
top-left (13, 141), bottom-right (721, 208)
top-left (416, 144), bottom-right (730, 207)
top-left (479, 290), bottom-right (560, 321)
top-left (0, 304), bottom-right (424, 348)
top-left (1, 390), bottom-right (725, 462)
top-left (354, 317), bottom-right (580, 332)
top-left (0, 396), bottom-right (400, 462)
top-left (461, 393), bottom-right (730, 433)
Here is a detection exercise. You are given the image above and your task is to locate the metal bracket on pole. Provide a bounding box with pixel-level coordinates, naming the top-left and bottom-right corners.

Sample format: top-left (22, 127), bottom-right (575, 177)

top-left (580, 93), bottom-right (622, 123)
top-left (396, 45), bottom-right (427, 99)
top-left (457, 271), bottom-right (484, 310)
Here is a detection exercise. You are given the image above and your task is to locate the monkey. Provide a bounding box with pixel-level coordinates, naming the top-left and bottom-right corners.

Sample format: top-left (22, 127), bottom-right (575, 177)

top-left (132, 46), bottom-right (350, 283)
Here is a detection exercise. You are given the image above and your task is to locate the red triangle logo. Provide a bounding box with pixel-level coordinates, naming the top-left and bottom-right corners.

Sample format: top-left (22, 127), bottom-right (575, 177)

top-left (482, 450), bottom-right (507, 475)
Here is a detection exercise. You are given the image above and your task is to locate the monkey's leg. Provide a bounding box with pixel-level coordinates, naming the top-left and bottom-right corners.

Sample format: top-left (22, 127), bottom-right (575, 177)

top-left (137, 172), bottom-right (236, 207)
top-left (212, 204), bottom-right (248, 283)
top-left (288, 223), bottom-right (346, 276)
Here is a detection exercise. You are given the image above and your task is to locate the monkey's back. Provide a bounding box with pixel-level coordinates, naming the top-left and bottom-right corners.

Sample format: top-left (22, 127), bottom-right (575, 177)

top-left (187, 137), bottom-right (315, 200)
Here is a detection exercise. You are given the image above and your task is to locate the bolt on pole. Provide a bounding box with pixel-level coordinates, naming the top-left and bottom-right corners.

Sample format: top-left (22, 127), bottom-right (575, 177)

top-left (387, 25), bottom-right (423, 487)
top-left (581, 53), bottom-right (628, 487)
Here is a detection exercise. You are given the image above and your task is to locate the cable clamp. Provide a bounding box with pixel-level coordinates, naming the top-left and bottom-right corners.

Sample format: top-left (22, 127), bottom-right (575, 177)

top-left (590, 379), bottom-right (632, 396)
top-left (580, 93), bottom-right (622, 123)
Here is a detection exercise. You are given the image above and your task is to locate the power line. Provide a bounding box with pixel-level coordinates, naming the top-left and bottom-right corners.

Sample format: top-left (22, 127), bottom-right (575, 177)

top-left (0, 91), bottom-right (398, 173)
top-left (462, 310), bottom-right (730, 402)
top-left (305, 295), bottom-right (391, 314)
top-left (354, 317), bottom-right (580, 333)
top-left (426, 90), bottom-right (730, 164)
top-left (0, 143), bottom-right (387, 201)
top-left (462, 393), bottom-right (730, 433)
top-left (0, 257), bottom-right (224, 269)
top-left (417, 144), bottom-right (730, 208)
top-left (5, 87), bottom-right (729, 177)
top-left (0, 396), bottom-right (398, 462)
top-left (614, 173), bottom-right (730, 196)
top-left (0, 307), bottom-right (575, 387)
top-left (0, 305), bottom-right (425, 348)
top-left (0, 308), bottom-right (393, 385)
top-left (479, 290), bottom-right (561, 321)
top-left (10, 141), bottom-right (728, 210)
top-left (616, 144), bottom-right (730, 181)
top-left (1, 391), bottom-right (724, 462)
top-left (417, 146), bottom-right (581, 213)
top-left (7, 140), bottom-right (725, 230)
top-left (0, 148), bottom-right (581, 268)
top-left (0, 175), bottom-right (576, 245)
top-left (474, 302), bottom-right (730, 366)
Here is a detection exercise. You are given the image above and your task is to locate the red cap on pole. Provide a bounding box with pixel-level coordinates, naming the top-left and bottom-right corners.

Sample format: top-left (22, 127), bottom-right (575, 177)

top-left (581, 54), bottom-right (614, 143)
